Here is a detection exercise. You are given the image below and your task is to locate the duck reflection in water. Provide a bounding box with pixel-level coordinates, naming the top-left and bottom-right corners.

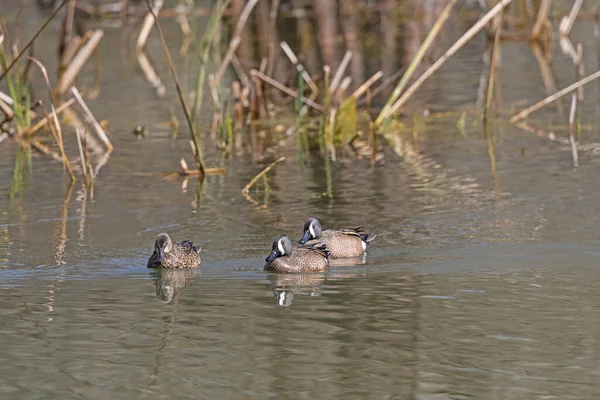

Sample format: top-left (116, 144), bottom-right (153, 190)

top-left (151, 268), bottom-right (199, 304)
top-left (268, 273), bottom-right (327, 307)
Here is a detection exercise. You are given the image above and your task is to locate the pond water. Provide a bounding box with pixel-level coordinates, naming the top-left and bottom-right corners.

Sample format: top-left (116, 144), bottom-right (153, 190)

top-left (1, 1), bottom-right (599, 399)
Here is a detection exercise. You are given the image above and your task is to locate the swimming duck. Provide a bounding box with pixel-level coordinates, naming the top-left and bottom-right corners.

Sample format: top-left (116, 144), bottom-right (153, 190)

top-left (299, 217), bottom-right (375, 258)
top-left (264, 234), bottom-right (329, 273)
top-left (147, 233), bottom-right (201, 269)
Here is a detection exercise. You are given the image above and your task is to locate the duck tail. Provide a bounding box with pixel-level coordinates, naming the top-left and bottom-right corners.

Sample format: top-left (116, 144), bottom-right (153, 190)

top-left (360, 233), bottom-right (376, 243)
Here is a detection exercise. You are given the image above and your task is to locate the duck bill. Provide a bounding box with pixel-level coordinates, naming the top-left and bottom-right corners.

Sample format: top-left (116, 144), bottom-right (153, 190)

top-left (265, 249), bottom-right (279, 263)
top-left (299, 231), bottom-right (311, 245)
top-left (157, 247), bottom-right (165, 264)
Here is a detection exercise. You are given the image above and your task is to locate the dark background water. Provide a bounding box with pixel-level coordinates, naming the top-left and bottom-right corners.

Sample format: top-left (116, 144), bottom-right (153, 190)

top-left (0, 1), bottom-right (599, 399)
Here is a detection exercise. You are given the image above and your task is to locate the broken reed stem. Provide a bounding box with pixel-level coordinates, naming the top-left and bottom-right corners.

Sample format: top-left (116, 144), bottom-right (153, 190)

top-left (137, 0), bottom-right (163, 51)
top-left (568, 94), bottom-right (579, 167)
top-left (329, 51), bottom-right (352, 94)
top-left (530, 0), bottom-right (552, 40)
top-left (351, 71), bottom-right (383, 99)
top-left (376, 0), bottom-right (457, 125)
top-left (380, 0), bottom-right (513, 123)
top-left (511, 69), bottom-right (600, 122)
top-left (55, 30), bottom-right (104, 94)
top-left (484, 11), bottom-right (502, 120)
top-left (26, 98), bottom-right (75, 135)
top-left (75, 127), bottom-right (89, 183)
top-left (40, 102), bottom-right (76, 181)
top-left (71, 87), bottom-right (113, 151)
top-left (0, 0), bottom-right (70, 84)
top-left (559, 0), bottom-right (583, 36)
top-left (215, 0), bottom-right (258, 82)
top-left (145, 0), bottom-right (204, 176)
top-left (358, 68), bottom-right (406, 105)
top-left (250, 69), bottom-right (324, 111)
top-left (280, 41), bottom-right (318, 95)
top-left (242, 156), bottom-right (285, 194)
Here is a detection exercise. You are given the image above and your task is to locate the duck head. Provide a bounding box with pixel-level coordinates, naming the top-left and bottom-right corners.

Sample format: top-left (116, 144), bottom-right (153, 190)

top-left (299, 217), bottom-right (322, 244)
top-left (265, 235), bottom-right (293, 263)
top-left (154, 233), bottom-right (173, 264)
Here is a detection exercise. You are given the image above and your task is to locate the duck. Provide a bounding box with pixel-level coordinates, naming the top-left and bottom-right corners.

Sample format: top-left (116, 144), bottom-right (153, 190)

top-left (299, 217), bottom-right (375, 258)
top-left (147, 233), bottom-right (201, 269)
top-left (264, 234), bottom-right (329, 273)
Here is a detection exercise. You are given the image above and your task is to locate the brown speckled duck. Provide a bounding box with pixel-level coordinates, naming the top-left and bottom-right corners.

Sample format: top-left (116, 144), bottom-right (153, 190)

top-left (264, 235), bottom-right (329, 273)
top-left (147, 233), bottom-right (201, 269)
top-left (299, 217), bottom-right (375, 258)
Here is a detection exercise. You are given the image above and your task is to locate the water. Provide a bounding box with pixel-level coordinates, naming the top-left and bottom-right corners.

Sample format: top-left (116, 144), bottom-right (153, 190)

top-left (1, 1), bottom-right (600, 399)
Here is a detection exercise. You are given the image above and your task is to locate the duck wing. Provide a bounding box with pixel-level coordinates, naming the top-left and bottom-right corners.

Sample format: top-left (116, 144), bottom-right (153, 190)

top-left (298, 242), bottom-right (330, 259)
top-left (338, 227), bottom-right (376, 243)
top-left (176, 240), bottom-right (201, 254)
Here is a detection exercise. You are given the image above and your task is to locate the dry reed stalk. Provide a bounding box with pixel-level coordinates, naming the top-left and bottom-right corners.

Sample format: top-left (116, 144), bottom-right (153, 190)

top-left (380, 0), bottom-right (513, 122)
top-left (576, 43), bottom-right (584, 100)
top-left (40, 102), bottom-right (76, 181)
top-left (71, 87), bottom-right (113, 151)
top-left (178, 158), bottom-right (226, 176)
top-left (0, 90), bottom-right (13, 105)
top-left (376, 0), bottom-right (457, 125)
top-left (28, 56), bottom-right (75, 181)
top-left (329, 51), bottom-right (352, 94)
top-left (242, 156), bottom-right (285, 194)
top-left (136, 0), bottom-right (166, 95)
top-left (0, 0), bottom-right (70, 84)
top-left (61, 36), bottom-right (83, 69)
top-left (280, 41), bottom-right (318, 95)
top-left (250, 69), bottom-right (324, 111)
top-left (137, 51), bottom-right (166, 96)
top-left (359, 68), bottom-right (405, 105)
top-left (568, 94), bottom-right (579, 167)
top-left (26, 98), bottom-right (75, 136)
top-left (335, 77), bottom-right (352, 102)
top-left (530, 0), bottom-right (552, 40)
top-left (55, 30), bottom-right (104, 94)
top-left (144, 0), bottom-right (204, 176)
top-left (351, 71), bottom-right (383, 99)
top-left (75, 127), bottom-right (88, 183)
top-left (559, 0), bottom-right (583, 37)
top-left (266, 0), bottom-right (281, 78)
top-left (484, 10), bottom-right (502, 119)
top-left (511, 69), bottom-right (600, 122)
top-left (215, 0), bottom-right (259, 82)
top-left (137, 0), bottom-right (164, 51)
top-left (230, 55), bottom-right (252, 91)
top-left (0, 98), bottom-right (14, 119)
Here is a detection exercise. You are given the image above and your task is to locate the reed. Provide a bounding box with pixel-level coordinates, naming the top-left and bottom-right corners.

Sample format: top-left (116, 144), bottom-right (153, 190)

top-left (379, 0), bottom-right (513, 122)
top-left (145, 0), bottom-right (205, 176)
top-left (511, 69), bottom-right (600, 122)
top-left (215, 0), bottom-right (258, 82)
top-left (376, 0), bottom-right (457, 126)
top-left (192, 0), bottom-right (230, 124)
top-left (0, 0), bottom-right (70, 84)
top-left (242, 156), bottom-right (285, 194)
top-left (484, 10), bottom-right (503, 121)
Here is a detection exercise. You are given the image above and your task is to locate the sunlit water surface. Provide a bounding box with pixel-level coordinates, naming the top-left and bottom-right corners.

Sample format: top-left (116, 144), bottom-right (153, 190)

top-left (1, 2), bottom-right (599, 399)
